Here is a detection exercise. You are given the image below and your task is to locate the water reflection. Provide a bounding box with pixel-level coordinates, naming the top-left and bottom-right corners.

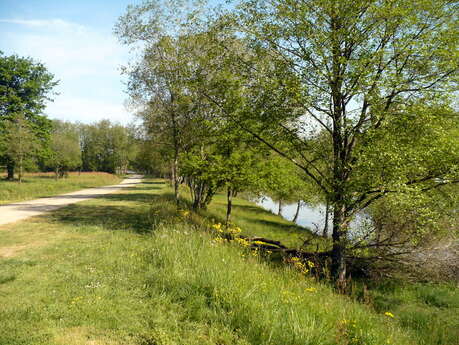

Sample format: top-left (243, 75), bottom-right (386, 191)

top-left (256, 196), bottom-right (329, 233)
top-left (256, 197), bottom-right (367, 238)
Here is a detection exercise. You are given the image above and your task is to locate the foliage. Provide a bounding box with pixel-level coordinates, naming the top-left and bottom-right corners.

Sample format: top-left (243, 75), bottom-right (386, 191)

top-left (45, 120), bottom-right (82, 178)
top-left (116, 0), bottom-right (459, 285)
top-left (80, 120), bottom-right (134, 174)
top-left (0, 51), bottom-right (56, 178)
top-left (1, 114), bottom-right (40, 182)
top-left (227, 0), bottom-right (459, 284)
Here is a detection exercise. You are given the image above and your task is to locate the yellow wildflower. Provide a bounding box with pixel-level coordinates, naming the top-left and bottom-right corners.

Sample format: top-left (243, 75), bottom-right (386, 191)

top-left (212, 223), bottom-right (224, 233)
top-left (384, 312), bottom-right (395, 318)
top-left (228, 226), bottom-right (242, 235)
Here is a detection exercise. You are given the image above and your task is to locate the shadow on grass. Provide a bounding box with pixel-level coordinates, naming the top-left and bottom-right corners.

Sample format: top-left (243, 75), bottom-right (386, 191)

top-left (50, 204), bottom-right (154, 234)
top-left (118, 186), bottom-right (163, 192)
top-left (244, 218), bottom-right (306, 233)
top-left (227, 203), bottom-right (313, 236)
top-left (101, 193), bottom-right (158, 203)
top-left (232, 204), bottom-right (272, 215)
top-left (48, 191), bottom-right (178, 235)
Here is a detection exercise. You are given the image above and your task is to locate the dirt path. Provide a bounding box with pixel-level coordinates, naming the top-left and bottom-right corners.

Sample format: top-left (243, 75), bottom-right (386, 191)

top-left (0, 174), bottom-right (143, 227)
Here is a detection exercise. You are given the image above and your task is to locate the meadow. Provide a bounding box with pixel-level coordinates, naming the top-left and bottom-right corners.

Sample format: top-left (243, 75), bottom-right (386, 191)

top-left (0, 179), bottom-right (457, 345)
top-left (0, 172), bottom-right (121, 204)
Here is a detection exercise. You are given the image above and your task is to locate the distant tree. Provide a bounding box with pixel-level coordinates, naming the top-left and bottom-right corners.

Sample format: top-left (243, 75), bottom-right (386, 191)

top-left (46, 120), bottom-right (82, 179)
top-left (81, 120), bottom-right (133, 174)
top-left (2, 114), bottom-right (40, 183)
top-left (0, 52), bottom-right (57, 179)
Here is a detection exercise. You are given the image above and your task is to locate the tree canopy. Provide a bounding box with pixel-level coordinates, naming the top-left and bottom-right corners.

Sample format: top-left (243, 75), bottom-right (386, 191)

top-left (116, 0), bottom-right (459, 287)
top-left (0, 51), bottom-right (57, 179)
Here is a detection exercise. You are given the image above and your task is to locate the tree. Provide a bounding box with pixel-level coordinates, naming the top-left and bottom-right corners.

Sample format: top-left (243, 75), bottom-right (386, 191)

top-left (80, 120), bottom-right (133, 174)
top-left (46, 120), bottom-right (82, 179)
top-left (116, 0), bottom-right (459, 288)
top-left (0, 52), bottom-right (57, 179)
top-left (219, 145), bottom-right (272, 225)
top-left (228, 0), bottom-right (459, 287)
top-left (117, 6), bottom-right (222, 206)
top-left (2, 114), bottom-right (40, 183)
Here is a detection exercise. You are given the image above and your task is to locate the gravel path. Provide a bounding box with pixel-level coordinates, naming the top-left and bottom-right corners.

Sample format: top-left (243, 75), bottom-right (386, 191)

top-left (0, 175), bottom-right (143, 227)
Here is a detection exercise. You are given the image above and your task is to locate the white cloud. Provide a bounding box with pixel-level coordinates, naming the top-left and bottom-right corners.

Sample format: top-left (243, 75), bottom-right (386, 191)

top-left (0, 18), bottom-right (133, 124)
top-left (0, 19), bottom-right (86, 31)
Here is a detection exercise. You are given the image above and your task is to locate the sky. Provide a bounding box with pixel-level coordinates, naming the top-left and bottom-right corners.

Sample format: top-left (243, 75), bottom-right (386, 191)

top-left (0, 0), bottom-right (142, 124)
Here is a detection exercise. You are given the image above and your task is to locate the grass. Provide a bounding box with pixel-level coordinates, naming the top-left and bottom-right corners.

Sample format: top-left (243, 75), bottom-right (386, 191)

top-left (189, 191), bottom-right (328, 249)
top-left (0, 172), bottom-right (121, 204)
top-left (0, 179), bottom-right (456, 345)
top-left (350, 280), bottom-right (459, 345)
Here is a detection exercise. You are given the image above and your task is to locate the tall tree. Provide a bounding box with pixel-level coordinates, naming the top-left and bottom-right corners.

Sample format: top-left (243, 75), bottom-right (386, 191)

top-left (0, 52), bottom-right (57, 179)
top-left (229, 0), bottom-right (459, 287)
top-left (117, 10), bottom-right (216, 206)
top-left (2, 114), bottom-right (40, 183)
top-left (117, 0), bottom-right (459, 288)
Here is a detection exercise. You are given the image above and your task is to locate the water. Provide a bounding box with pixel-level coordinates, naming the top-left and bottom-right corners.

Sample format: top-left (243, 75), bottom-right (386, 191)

top-left (256, 197), bottom-right (368, 237)
top-left (256, 196), bottom-right (330, 234)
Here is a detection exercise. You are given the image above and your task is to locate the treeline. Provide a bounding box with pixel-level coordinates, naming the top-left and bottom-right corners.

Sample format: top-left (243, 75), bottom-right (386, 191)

top-left (115, 0), bottom-right (459, 287)
top-left (0, 52), bottom-right (138, 182)
top-left (0, 52), bottom-right (136, 180)
top-left (3, 117), bottom-right (136, 181)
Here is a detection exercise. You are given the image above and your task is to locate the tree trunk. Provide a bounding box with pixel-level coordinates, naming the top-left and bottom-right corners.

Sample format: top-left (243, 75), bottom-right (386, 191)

top-left (329, 11), bottom-right (349, 290)
top-left (6, 161), bottom-right (14, 180)
top-left (18, 157), bottom-right (23, 184)
top-left (226, 187), bottom-right (233, 225)
top-left (170, 163), bottom-right (175, 185)
top-left (169, 93), bottom-right (180, 208)
top-left (55, 167), bottom-right (59, 180)
top-left (292, 200), bottom-right (301, 223)
top-left (172, 157), bottom-right (179, 206)
top-left (277, 199), bottom-right (283, 216)
top-left (322, 200), bottom-right (330, 238)
top-left (331, 201), bottom-right (348, 291)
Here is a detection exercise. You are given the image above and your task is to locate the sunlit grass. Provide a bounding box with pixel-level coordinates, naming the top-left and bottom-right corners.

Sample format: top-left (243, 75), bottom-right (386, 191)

top-left (180, 189), bottom-right (330, 250)
top-left (0, 179), bottom-right (455, 345)
top-left (0, 172), bottom-right (121, 204)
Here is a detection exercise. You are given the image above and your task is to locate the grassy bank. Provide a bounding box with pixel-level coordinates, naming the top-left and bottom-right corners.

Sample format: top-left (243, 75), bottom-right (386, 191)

top-left (0, 179), bottom-right (456, 345)
top-left (0, 172), bottom-right (121, 204)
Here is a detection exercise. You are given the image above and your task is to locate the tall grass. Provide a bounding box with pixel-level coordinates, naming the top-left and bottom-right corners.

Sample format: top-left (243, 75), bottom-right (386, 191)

top-left (0, 172), bottom-right (121, 204)
top-left (0, 179), bottom-right (456, 345)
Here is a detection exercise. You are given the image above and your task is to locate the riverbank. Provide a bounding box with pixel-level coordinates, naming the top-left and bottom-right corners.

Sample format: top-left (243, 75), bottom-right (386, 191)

top-left (0, 179), bottom-right (456, 344)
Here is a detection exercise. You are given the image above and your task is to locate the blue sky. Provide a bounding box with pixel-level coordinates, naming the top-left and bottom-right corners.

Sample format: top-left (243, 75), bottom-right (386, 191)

top-left (0, 0), bottom-right (142, 124)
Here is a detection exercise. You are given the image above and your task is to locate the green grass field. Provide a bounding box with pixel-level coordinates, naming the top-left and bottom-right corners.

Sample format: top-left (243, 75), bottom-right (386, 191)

top-left (0, 172), bottom-right (121, 204)
top-left (0, 179), bottom-right (456, 345)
